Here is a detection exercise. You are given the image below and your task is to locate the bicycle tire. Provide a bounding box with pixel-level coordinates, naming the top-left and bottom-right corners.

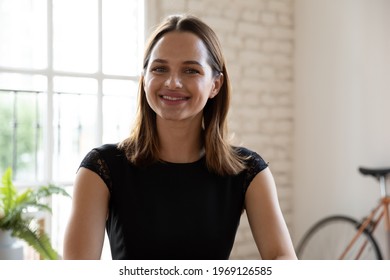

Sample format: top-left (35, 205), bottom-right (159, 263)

top-left (296, 215), bottom-right (382, 259)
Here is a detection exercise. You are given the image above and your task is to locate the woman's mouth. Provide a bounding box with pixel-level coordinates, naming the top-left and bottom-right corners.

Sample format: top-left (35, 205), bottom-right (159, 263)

top-left (159, 94), bottom-right (190, 104)
top-left (161, 95), bottom-right (189, 101)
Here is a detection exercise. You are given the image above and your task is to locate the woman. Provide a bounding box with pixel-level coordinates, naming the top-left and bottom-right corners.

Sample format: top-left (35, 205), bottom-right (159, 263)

top-left (63, 14), bottom-right (297, 260)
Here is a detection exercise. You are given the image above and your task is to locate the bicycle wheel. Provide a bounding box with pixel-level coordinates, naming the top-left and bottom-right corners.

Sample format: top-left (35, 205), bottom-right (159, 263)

top-left (296, 215), bottom-right (382, 259)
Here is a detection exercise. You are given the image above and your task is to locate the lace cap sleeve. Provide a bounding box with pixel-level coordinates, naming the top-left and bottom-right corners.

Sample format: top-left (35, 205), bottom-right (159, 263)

top-left (241, 148), bottom-right (269, 192)
top-left (79, 149), bottom-right (112, 191)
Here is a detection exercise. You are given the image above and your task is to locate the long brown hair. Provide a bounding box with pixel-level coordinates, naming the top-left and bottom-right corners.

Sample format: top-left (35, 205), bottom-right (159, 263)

top-left (119, 14), bottom-right (246, 175)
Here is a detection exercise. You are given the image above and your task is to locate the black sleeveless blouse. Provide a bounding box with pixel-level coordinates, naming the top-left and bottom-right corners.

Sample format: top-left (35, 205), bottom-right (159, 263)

top-left (79, 144), bottom-right (268, 260)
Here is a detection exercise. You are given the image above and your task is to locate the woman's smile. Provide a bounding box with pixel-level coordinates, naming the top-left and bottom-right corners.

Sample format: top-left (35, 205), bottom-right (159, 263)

top-left (159, 90), bottom-right (190, 105)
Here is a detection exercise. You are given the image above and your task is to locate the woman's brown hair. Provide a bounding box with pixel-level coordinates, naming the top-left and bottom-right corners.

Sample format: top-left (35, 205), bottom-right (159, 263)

top-left (118, 14), bottom-right (246, 175)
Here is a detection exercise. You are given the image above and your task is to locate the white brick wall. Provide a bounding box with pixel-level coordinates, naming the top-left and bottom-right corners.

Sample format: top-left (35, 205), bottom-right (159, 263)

top-left (147, 0), bottom-right (294, 259)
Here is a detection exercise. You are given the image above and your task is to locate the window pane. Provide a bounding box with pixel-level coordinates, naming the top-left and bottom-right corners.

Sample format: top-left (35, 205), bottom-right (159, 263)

top-left (0, 90), bottom-right (44, 182)
top-left (53, 0), bottom-right (98, 73)
top-left (52, 76), bottom-right (97, 182)
top-left (0, 0), bottom-right (47, 69)
top-left (52, 93), bottom-right (97, 182)
top-left (53, 76), bottom-right (97, 94)
top-left (0, 91), bottom-right (13, 175)
top-left (103, 79), bottom-right (138, 143)
top-left (102, 0), bottom-right (144, 76)
top-left (0, 73), bottom-right (47, 92)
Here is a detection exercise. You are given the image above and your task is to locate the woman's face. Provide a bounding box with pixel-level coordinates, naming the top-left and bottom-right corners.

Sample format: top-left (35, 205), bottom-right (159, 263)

top-left (143, 31), bottom-right (222, 124)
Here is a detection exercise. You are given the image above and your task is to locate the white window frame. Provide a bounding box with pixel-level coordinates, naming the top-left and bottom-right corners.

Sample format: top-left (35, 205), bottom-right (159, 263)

top-left (0, 0), bottom-right (146, 258)
top-left (0, 0), bottom-right (145, 185)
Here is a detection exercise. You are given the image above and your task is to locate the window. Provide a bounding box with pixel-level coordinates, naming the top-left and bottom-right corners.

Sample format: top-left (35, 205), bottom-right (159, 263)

top-left (0, 0), bottom-right (144, 258)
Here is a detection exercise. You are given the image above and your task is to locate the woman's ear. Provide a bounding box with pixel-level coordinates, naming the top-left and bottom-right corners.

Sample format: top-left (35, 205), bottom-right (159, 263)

top-left (210, 73), bottom-right (224, 99)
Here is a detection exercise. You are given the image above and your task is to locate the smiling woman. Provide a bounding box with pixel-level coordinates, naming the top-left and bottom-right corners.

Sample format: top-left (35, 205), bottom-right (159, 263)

top-left (63, 14), bottom-right (297, 260)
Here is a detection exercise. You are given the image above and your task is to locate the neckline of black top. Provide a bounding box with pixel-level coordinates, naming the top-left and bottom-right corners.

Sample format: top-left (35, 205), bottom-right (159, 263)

top-left (158, 155), bottom-right (205, 166)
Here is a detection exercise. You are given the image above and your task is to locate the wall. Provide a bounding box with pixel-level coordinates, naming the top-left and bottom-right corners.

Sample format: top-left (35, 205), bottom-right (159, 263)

top-left (293, 0), bottom-right (390, 258)
top-left (145, 0), bottom-right (294, 259)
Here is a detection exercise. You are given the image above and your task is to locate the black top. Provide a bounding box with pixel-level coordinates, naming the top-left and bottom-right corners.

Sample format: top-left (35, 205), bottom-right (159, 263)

top-left (79, 144), bottom-right (268, 260)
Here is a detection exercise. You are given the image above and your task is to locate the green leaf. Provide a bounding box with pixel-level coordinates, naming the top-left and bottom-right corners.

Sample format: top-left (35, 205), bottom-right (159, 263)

top-left (11, 222), bottom-right (58, 260)
top-left (0, 167), bottom-right (70, 259)
top-left (0, 167), bottom-right (17, 216)
top-left (33, 184), bottom-right (70, 200)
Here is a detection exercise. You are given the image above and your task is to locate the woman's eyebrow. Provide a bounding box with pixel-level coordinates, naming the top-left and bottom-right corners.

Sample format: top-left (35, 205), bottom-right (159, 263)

top-left (151, 58), bottom-right (168, 64)
top-left (183, 60), bottom-right (204, 67)
top-left (151, 58), bottom-right (204, 67)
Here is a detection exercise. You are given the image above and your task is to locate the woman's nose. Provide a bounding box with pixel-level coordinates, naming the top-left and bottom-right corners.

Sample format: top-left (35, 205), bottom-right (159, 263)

top-left (164, 73), bottom-right (183, 89)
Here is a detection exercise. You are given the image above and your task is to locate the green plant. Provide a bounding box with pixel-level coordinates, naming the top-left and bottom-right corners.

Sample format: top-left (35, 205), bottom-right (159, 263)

top-left (0, 167), bottom-right (70, 259)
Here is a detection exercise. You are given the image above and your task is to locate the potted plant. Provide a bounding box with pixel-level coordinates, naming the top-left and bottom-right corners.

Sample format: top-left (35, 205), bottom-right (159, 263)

top-left (0, 167), bottom-right (70, 260)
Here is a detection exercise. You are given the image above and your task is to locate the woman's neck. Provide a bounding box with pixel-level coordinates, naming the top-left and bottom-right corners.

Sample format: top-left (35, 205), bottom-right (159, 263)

top-left (156, 117), bottom-right (204, 163)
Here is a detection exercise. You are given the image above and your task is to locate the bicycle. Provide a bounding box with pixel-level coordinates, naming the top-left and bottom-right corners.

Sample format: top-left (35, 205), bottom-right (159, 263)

top-left (296, 166), bottom-right (390, 259)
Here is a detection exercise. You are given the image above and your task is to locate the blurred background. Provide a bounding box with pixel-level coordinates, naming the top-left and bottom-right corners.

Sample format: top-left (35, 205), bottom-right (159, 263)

top-left (0, 0), bottom-right (389, 259)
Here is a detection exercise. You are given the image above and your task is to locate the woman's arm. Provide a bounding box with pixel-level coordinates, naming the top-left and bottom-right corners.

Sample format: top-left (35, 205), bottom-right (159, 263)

top-left (63, 167), bottom-right (110, 259)
top-left (245, 167), bottom-right (297, 260)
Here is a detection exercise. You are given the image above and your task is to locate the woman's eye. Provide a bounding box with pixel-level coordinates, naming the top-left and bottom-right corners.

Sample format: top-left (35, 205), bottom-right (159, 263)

top-left (184, 68), bottom-right (199, 74)
top-left (151, 67), bottom-right (167, 73)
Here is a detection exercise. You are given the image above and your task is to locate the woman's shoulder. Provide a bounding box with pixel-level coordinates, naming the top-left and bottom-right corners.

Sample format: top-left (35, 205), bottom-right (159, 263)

top-left (88, 143), bottom-right (127, 167)
top-left (234, 146), bottom-right (258, 157)
top-left (80, 143), bottom-right (126, 171)
top-left (233, 146), bottom-right (268, 167)
top-left (232, 146), bottom-right (269, 189)
top-left (93, 143), bottom-right (122, 155)
top-left (79, 143), bottom-right (125, 191)
top-left (80, 143), bottom-right (122, 163)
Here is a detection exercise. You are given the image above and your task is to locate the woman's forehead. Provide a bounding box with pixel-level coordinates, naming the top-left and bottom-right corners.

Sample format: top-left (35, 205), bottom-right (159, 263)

top-left (149, 31), bottom-right (209, 64)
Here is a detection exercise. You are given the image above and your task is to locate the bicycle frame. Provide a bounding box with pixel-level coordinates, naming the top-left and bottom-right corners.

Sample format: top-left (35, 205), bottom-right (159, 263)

top-left (339, 195), bottom-right (390, 260)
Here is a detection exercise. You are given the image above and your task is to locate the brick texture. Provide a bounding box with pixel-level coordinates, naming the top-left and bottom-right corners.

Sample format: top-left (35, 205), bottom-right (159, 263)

top-left (148, 0), bottom-right (294, 259)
